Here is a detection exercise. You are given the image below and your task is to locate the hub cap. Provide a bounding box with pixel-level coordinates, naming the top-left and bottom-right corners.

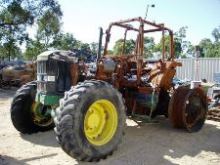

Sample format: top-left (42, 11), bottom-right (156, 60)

top-left (84, 99), bottom-right (118, 146)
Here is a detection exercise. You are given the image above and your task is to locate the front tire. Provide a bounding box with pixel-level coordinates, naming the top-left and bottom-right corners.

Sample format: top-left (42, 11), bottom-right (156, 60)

top-left (53, 80), bottom-right (126, 162)
top-left (10, 81), bottom-right (54, 134)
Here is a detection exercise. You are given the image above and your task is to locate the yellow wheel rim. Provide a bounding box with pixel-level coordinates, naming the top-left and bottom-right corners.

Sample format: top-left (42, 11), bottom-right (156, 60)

top-left (31, 102), bottom-right (53, 127)
top-left (84, 99), bottom-right (118, 146)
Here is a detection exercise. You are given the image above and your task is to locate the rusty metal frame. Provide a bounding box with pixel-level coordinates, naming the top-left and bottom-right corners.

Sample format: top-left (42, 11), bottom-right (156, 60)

top-left (103, 17), bottom-right (174, 60)
top-left (95, 17), bottom-right (184, 119)
top-left (95, 17), bottom-right (206, 127)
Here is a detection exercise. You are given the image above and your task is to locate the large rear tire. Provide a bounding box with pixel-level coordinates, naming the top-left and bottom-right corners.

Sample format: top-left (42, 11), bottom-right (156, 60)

top-left (53, 80), bottom-right (126, 162)
top-left (168, 86), bottom-right (207, 132)
top-left (11, 81), bottom-right (54, 134)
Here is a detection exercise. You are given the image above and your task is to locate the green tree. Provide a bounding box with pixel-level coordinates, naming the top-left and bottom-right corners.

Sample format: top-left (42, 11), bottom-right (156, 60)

top-left (80, 43), bottom-right (91, 52)
top-left (37, 10), bottom-right (62, 48)
top-left (24, 39), bottom-right (45, 60)
top-left (192, 26), bottom-right (220, 58)
top-left (107, 50), bottom-right (113, 55)
top-left (0, 0), bottom-right (62, 28)
top-left (186, 42), bottom-right (195, 57)
top-left (0, 0), bottom-right (62, 60)
top-left (0, 1), bottom-right (29, 60)
top-left (198, 38), bottom-right (220, 58)
top-left (52, 33), bottom-right (80, 50)
top-left (154, 27), bottom-right (191, 59)
top-left (212, 26), bottom-right (220, 42)
top-left (90, 42), bottom-right (99, 54)
top-left (174, 26), bottom-right (190, 57)
top-left (144, 36), bottom-right (155, 57)
top-left (113, 39), bottom-right (135, 55)
top-left (0, 29), bottom-right (25, 60)
top-left (198, 38), bottom-right (212, 57)
top-left (0, 43), bottom-right (21, 60)
top-left (154, 35), bottom-right (182, 58)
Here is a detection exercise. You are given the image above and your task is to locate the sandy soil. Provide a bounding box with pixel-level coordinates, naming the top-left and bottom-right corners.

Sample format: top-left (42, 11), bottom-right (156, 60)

top-left (0, 87), bottom-right (220, 165)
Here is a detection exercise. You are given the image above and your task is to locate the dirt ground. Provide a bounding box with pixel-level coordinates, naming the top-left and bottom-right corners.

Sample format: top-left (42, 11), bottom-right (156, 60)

top-left (0, 87), bottom-right (220, 165)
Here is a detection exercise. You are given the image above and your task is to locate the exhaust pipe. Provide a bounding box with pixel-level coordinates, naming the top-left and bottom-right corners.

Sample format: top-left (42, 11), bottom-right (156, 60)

top-left (97, 27), bottom-right (103, 61)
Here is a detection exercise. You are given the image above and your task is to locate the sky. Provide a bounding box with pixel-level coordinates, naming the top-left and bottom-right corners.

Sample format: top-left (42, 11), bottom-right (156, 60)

top-left (58, 0), bottom-right (220, 46)
top-left (30, 0), bottom-right (220, 47)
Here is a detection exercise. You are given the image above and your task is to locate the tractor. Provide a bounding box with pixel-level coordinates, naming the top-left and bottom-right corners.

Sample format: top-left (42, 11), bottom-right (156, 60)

top-left (10, 17), bottom-right (207, 161)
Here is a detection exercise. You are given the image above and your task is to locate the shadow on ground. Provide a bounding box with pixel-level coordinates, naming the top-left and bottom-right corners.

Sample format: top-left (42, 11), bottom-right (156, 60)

top-left (0, 87), bottom-right (17, 99)
top-left (0, 154), bottom-right (57, 165)
top-left (20, 130), bottom-right (59, 147)
top-left (18, 117), bottom-right (220, 165)
top-left (96, 118), bottom-right (220, 165)
top-left (0, 155), bottom-right (27, 165)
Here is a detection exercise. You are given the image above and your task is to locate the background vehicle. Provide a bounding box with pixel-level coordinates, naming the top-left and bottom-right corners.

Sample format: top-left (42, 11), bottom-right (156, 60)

top-left (0, 61), bottom-right (36, 88)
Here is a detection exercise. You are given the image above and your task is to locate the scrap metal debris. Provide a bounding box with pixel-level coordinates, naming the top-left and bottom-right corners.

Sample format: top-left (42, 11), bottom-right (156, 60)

top-left (207, 108), bottom-right (220, 122)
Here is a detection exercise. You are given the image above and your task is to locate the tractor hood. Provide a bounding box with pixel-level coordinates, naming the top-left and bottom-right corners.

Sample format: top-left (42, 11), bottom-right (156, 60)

top-left (37, 50), bottom-right (78, 63)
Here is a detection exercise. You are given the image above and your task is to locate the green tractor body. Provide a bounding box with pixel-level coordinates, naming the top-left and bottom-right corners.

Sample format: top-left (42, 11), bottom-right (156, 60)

top-left (11, 50), bottom-right (81, 133)
top-left (35, 50), bottom-right (77, 106)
